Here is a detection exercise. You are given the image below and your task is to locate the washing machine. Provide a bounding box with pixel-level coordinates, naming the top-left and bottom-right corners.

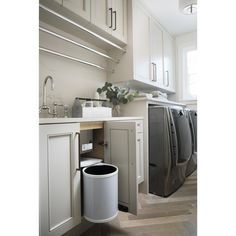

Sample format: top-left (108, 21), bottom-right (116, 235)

top-left (148, 106), bottom-right (192, 197)
top-left (185, 110), bottom-right (197, 176)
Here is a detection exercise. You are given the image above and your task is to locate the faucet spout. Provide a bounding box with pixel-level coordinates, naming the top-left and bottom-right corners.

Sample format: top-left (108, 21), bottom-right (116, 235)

top-left (43, 76), bottom-right (54, 107)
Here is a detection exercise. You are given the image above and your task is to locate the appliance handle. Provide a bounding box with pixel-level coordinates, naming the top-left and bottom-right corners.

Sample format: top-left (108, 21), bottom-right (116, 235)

top-left (168, 109), bottom-right (178, 167)
top-left (188, 114), bottom-right (196, 154)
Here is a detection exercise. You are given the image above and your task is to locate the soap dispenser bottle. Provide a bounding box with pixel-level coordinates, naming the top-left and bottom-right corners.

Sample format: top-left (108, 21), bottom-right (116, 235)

top-left (72, 98), bottom-right (82, 117)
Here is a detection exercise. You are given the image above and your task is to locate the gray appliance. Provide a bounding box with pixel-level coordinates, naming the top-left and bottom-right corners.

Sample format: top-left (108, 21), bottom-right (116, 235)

top-left (148, 106), bottom-right (192, 197)
top-left (185, 110), bottom-right (197, 176)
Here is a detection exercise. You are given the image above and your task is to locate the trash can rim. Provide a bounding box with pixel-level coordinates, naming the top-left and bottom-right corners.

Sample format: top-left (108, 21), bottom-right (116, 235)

top-left (82, 163), bottom-right (118, 179)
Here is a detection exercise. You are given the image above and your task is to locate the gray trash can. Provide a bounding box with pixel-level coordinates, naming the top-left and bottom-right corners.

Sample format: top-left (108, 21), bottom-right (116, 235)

top-left (83, 163), bottom-right (118, 223)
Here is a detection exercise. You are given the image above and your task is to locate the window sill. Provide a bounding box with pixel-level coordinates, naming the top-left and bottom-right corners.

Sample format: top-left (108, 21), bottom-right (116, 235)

top-left (179, 100), bottom-right (197, 105)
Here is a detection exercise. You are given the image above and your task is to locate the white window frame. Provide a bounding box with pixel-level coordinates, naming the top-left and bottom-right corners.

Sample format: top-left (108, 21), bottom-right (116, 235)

top-left (182, 45), bottom-right (197, 101)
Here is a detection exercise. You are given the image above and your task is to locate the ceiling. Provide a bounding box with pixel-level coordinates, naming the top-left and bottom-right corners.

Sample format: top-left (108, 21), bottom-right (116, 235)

top-left (139, 0), bottom-right (197, 36)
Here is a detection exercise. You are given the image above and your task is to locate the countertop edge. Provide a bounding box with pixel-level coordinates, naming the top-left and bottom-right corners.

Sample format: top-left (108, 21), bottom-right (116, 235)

top-left (39, 116), bottom-right (144, 124)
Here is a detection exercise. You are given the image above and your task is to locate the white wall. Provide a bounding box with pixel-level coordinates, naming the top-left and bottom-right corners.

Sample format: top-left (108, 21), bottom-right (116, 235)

top-left (169, 31), bottom-right (197, 110)
top-left (39, 22), bottom-right (107, 116)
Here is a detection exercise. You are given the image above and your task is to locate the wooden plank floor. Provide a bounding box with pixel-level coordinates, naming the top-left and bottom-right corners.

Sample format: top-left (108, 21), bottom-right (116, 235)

top-left (81, 171), bottom-right (197, 236)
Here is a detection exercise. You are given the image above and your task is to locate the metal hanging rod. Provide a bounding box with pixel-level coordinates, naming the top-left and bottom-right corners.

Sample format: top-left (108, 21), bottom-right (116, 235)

top-left (39, 47), bottom-right (114, 73)
top-left (39, 4), bottom-right (126, 53)
top-left (39, 27), bottom-right (119, 63)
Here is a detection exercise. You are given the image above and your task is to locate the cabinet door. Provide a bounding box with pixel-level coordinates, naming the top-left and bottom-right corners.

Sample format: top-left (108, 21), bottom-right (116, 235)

top-left (104, 121), bottom-right (138, 215)
top-left (62, 0), bottom-right (91, 21)
top-left (163, 31), bottom-right (175, 92)
top-left (133, 2), bottom-right (151, 85)
top-left (111, 0), bottom-right (127, 42)
top-left (137, 132), bottom-right (144, 184)
top-left (91, 0), bottom-right (112, 34)
top-left (150, 19), bottom-right (164, 87)
top-left (39, 123), bottom-right (81, 236)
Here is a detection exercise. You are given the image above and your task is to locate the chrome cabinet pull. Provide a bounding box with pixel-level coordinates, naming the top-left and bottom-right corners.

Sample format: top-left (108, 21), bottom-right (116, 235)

top-left (113, 10), bottom-right (117, 31)
top-left (151, 63), bottom-right (155, 82)
top-left (165, 70), bottom-right (169, 87)
top-left (154, 63), bottom-right (157, 82)
top-left (109, 8), bottom-right (113, 28)
top-left (151, 63), bottom-right (157, 82)
top-left (167, 70), bottom-right (170, 86)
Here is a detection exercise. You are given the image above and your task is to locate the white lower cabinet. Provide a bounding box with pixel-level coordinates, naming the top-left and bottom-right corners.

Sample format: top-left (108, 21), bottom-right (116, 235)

top-left (104, 120), bottom-right (144, 215)
top-left (39, 123), bottom-right (81, 236)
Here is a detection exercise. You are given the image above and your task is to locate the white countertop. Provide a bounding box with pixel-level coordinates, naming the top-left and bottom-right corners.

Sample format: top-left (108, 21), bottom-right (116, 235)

top-left (133, 97), bottom-right (186, 107)
top-left (39, 116), bottom-right (143, 124)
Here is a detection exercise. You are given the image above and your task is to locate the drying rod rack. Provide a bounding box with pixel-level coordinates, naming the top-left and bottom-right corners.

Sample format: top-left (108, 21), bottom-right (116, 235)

top-left (39, 47), bottom-right (114, 73)
top-left (39, 27), bottom-right (119, 63)
top-left (39, 4), bottom-right (126, 53)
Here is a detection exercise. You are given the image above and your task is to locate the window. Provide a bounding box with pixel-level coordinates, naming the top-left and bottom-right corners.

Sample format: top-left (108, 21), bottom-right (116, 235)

top-left (182, 47), bottom-right (197, 100)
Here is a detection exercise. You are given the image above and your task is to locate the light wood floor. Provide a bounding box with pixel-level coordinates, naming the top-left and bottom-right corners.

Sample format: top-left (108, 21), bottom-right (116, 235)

top-left (81, 171), bottom-right (197, 236)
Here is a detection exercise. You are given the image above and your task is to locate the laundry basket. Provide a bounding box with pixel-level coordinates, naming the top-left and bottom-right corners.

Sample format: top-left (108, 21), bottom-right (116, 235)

top-left (82, 163), bottom-right (118, 223)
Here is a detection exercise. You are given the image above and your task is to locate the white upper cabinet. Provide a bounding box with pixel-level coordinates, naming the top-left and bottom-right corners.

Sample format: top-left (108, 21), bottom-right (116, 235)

top-left (39, 123), bottom-right (81, 236)
top-left (111, 0), bottom-right (127, 43)
top-left (133, 2), bottom-right (151, 85)
top-left (91, 0), bottom-right (112, 34)
top-left (108, 0), bottom-right (176, 93)
top-left (163, 31), bottom-right (175, 92)
top-left (91, 0), bottom-right (127, 43)
top-left (150, 19), bottom-right (164, 87)
top-left (56, 0), bottom-right (91, 21)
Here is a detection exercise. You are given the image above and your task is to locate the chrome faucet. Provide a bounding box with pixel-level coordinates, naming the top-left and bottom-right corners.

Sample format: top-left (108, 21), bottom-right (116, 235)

top-left (39, 75), bottom-right (54, 115)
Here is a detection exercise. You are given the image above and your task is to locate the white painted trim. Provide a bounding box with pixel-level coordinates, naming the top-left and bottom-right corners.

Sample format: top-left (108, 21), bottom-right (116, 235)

top-left (174, 31), bottom-right (197, 102)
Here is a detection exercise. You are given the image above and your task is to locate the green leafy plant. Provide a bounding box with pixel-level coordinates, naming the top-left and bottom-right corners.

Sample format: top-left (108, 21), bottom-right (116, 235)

top-left (97, 82), bottom-right (138, 106)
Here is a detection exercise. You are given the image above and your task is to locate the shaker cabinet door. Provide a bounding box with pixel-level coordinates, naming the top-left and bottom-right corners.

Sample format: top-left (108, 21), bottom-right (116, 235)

top-left (91, 0), bottom-right (113, 34)
top-left (163, 31), bottom-right (175, 93)
top-left (133, 2), bottom-right (151, 85)
top-left (39, 123), bottom-right (81, 236)
top-left (150, 19), bottom-right (164, 87)
top-left (111, 0), bottom-right (127, 42)
top-left (62, 0), bottom-right (91, 21)
top-left (104, 121), bottom-right (138, 215)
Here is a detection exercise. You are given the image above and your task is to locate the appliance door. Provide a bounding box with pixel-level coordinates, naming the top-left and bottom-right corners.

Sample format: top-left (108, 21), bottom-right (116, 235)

top-left (167, 108), bottom-right (178, 167)
top-left (190, 110), bottom-right (197, 152)
top-left (171, 108), bottom-right (192, 164)
top-left (188, 110), bottom-right (196, 155)
top-left (148, 106), bottom-right (172, 195)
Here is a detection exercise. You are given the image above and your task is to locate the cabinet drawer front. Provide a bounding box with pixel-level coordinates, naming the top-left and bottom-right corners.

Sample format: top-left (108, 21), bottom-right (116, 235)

top-left (136, 120), bottom-right (143, 133)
